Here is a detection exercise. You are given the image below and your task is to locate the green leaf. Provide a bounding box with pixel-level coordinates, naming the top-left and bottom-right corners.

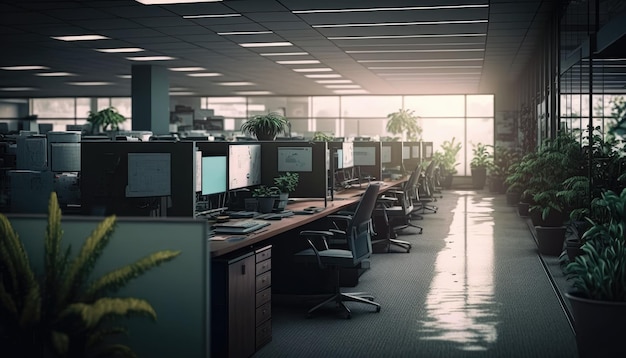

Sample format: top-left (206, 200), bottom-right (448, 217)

top-left (62, 297), bottom-right (157, 329)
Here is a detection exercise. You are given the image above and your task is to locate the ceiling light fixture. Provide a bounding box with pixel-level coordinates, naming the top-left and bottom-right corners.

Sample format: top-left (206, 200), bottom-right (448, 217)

top-left (216, 82), bottom-right (255, 86)
top-left (218, 31), bottom-right (273, 35)
top-left (169, 67), bottom-right (206, 71)
top-left (1, 65), bottom-right (49, 70)
top-left (0, 87), bottom-right (37, 91)
top-left (348, 49), bottom-right (484, 54)
top-left (325, 85), bottom-right (362, 89)
top-left (333, 89), bottom-right (369, 94)
top-left (305, 74), bottom-right (342, 78)
top-left (233, 91), bottom-right (274, 95)
top-left (52, 35), bottom-right (109, 41)
top-left (68, 82), bottom-right (113, 86)
top-left (329, 33), bottom-right (486, 40)
top-left (96, 48), bottom-right (144, 53)
top-left (293, 4), bottom-right (488, 14)
top-left (170, 92), bottom-right (197, 95)
top-left (292, 68), bottom-right (333, 73)
top-left (126, 56), bottom-right (176, 61)
top-left (239, 42), bottom-right (293, 48)
top-left (183, 13), bottom-right (241, 19)
top-left (357, 58), bottom-right (484, 63)
top-left (314, 20), bottom-right (487, 28)
top-left (276, 60), bottom-right (320, 65)
top-left (187, 73), bottom-right (222, 77)
top-left (35, 72), bottom-right (76, 77)
top-left (118, 75), bottom-right (132, 79)
top-left (368, 66), bottom-right (482, 70)
top-left (136, 0), bottom-right (222, 5)
top-left (315, 80), bottom-right (353, 84)
top-left (260, 52), bottom-right (309, 56)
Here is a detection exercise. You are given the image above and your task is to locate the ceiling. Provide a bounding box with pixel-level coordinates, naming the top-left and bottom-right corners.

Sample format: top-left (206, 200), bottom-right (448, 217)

top-left (0, 0), bottom-right (556, 98)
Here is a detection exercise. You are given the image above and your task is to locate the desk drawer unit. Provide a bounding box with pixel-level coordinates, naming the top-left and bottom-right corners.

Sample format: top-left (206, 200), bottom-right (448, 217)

top-left (255, 245), bottom-right (272, 349)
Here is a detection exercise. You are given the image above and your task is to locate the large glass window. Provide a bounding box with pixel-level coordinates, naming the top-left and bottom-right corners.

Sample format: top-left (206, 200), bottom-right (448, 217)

top-left (405, 95), bottom-right (465, 117)
top-left (340, 96), bottom-right (402, 117)
top-left (32, 98), bottom-right (76, 118)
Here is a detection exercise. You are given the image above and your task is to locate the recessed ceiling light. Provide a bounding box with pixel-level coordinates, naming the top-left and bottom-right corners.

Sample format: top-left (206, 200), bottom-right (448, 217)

top-left (292, 68), bottom-right (333, 73)
top-left (187, 72), bottom-right (222, 77)
top-left (0, 87), bottom-right (37, 91)
top-left (314, 20), bottom-right (487, 28)
top-left (218, 31), bottom-right (273, 35)
top-left (68, 82), bottom-right (113, 86)
top-left (170, 67), bottom-right (206, 71)
top-left (1, 65), bottom-right (49, 70)
top-left (276, 60), bottom-right (320, 65)
top-left (183, 13), bottom-right (241, 19)
top-left (293, 4), bottom-right (488, 14)
top-left (52, 35), bottom-right (109, 41)
top-left (305, 74), bottom-right (342, 78)
top-left (216, 82), bottom-right (255, 86)
top-left (136, 0), bottom-right (222, 4)
top-left (170, 91), bottom-right (197, 96)
top-left (329, 33), bottom-right (486, 40)
top-left (357, 58), bottom-right (484, 63)
top-left (233, 91), bottom-right (274, 95)
top-left (170, 87), bottom-right (188, 91)
top-left (126, 56), bottom-right (176, 61)
top-left (333, 89), bottom-right (369, 94)
top-left (349, 49), bottom-right (484, 54)
top-left (367, 66), bottom-right (482, 70)
top-left (96, 48), bottom-right (144, 53)
top-left (316, 80), bottom-right (353, 84)
top-left (325, 85), bottom-right (362, 89)
top-left (377, 72), bottom-right (481, 76)
top-left (260, 52), bottom-right (309, 56)
top-left (118, 74), bottom-right (132, 79)
top-left (239, 42), bottom-right (293, 48)
top-left (35, 72), bottom-right (76, 77)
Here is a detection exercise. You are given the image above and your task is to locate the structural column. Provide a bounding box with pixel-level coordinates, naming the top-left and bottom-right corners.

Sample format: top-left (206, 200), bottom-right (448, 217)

top-left (131, 64), bottom-right (169, 135)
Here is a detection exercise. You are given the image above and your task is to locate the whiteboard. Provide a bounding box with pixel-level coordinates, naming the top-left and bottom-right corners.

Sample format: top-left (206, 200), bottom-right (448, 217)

top-left (228, 144), bottom-right (262, 190)
top-left (278, 146), bottom-right (313, 172)
top-left (126, 153), bottom-right (171, 197)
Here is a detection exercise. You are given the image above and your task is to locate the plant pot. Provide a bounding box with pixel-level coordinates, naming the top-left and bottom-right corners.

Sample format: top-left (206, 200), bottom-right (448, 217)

top-left (565, 238), bottom-right (584, 262)
top-left (471, 167), bottom-right (487, 189)
top-left (257, 197), bottom-right (276, 213)
top-left (442, 174), bottom-right (453, 189)
top-left (255, 132), bottom-right (276, 141)
top-left (274, 192), bottom-right (289, 211)
top-left (535, 226), bottom-right (566, 256)
top-left (507, 191), bottom-right (522, 206)
top-left (531, 210), bottom-right (564, 227)
top-left (565, 291), bottom-right (626, 357)
top-left (517, 202), bottom-right (529, 216)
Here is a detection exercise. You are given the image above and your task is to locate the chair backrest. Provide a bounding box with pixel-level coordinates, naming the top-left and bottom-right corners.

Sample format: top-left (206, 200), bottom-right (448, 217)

top-left (346, 183), bottom-right (380, 263)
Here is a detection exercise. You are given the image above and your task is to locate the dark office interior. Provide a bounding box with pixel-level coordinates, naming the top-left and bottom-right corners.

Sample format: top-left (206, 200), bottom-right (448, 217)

top-left (1, 1), bottom-right (626, 357)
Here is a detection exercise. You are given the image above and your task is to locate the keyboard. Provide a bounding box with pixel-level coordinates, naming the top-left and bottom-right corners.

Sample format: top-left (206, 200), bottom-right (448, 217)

top-left (212, 220), bottom-right (270, 234)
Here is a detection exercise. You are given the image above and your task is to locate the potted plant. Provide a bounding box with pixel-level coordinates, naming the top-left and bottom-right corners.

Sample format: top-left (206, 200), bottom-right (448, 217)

top-left (251, 185), bottom-right (280, 213)
top-left (530, 188), bottom-right (567, 256)
top-left (385, 108), bottom-right (422, 141)
top-left (312, 131), bottom-right (334, 142)
top-left (564, 189), bottom-right (626, 357)
top-left (86, 106), bottom-right (126, 134)
top-left (469, 142), bottom-right (492, 189)
top-left (273, 172), bottom-right (299, 211)
top-left (0, 192), bottom-right (180, 357)
top-left (433, 137), bottom-right (462, 189)
top-left (489, 146), bottom-right (519, 194)
top-left (505, 151), bottom-right (538, 210)
top-left (240, 112), bottom-right (289, 141)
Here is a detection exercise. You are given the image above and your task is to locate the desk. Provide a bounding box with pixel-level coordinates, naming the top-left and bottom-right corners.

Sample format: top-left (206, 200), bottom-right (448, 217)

top-left (209, 178), bottom-right (405, 358)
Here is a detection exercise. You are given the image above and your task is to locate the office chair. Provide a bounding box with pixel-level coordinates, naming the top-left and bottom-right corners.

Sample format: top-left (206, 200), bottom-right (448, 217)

top-left (417, 160), bottom-right (439, 214)
top-left (294, 183), bottom-right (382, 319)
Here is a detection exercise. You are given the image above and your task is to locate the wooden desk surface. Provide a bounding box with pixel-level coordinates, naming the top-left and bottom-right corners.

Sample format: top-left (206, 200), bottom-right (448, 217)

top-left (208, 177), bottom-right (406, 258)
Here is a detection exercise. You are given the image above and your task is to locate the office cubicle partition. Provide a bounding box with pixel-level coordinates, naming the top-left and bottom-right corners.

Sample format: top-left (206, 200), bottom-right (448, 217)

top-left (260, 141), bottom-right (328, 201)
top-left (7, 215), bottom-right (210, 358)
top-left (81, 141), bottom-right (196, 217)
top-left (403, 141), bottom-right (422, 171)
top-left (381, 141), bottom-right (403, 172)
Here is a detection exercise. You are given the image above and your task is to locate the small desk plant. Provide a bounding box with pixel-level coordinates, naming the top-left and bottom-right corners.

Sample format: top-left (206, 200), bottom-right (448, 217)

top-left (273, 172), bottom-right (299, 211)
top-left (252, 185), bottom-right (280, 213)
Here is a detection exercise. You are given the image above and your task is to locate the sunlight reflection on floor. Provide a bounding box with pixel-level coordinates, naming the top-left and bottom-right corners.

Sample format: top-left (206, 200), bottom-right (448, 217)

top-left (419, 191), bottom-right (500, 351)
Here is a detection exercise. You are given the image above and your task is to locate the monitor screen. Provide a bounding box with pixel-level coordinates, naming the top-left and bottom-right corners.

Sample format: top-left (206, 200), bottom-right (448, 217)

top-left (228, 144), bottom-right (261, 190)
top-left (277, 146), bottom-right (313, 172)
top-left (50, 143), bottom-right (81, 172)
top-left (354, 146), bottom-right (376, 166)
top-left (202, 156), bottom-right (227, 195)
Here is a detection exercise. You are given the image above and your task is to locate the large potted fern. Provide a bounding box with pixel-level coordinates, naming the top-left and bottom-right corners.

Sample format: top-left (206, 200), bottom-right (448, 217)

top-left (86, 106), bottom-right (126, 135)
top-left (240, 112), bottom-right (289, 140)
top-left (385, 108), bottom-right (422, 141)
top-left (564, 189), bottom-right (626, 357)
top-left (0, 192), bottom-right (180, 357)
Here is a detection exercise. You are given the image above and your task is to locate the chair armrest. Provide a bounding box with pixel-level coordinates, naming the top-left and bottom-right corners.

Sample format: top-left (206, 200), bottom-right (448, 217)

top-left (328, 214), bottom-right (352, 221)
top-left (300, 230), bottom-right (334, 237)
top-left (329, 228), bottom-right (346, 236)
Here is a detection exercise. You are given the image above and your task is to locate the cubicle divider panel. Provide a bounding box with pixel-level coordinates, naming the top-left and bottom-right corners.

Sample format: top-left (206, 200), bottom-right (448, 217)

top-left (403, 141), bottom-right (422, 172)
top-left (382, 141), bottom-right (403, 171)
top-left (7, 215), bottom-right (210, 358)
top-left (81, 141), bottom-right (195, 217)
top-left (260, 141), bottom-right (328, 199)
top-left (353, 141), bottom-right (382, 181)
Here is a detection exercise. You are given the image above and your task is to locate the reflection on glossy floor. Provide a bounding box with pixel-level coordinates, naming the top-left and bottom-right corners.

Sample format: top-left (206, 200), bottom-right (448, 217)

top-left (419, 193), bottom-right (499, 351)
top-left (257, 190), bottom-right (578, 357)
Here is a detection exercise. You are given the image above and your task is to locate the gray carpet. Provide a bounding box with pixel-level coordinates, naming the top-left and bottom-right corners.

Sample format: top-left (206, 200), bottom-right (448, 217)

top-left (254, 190), bottom-right (577, 357)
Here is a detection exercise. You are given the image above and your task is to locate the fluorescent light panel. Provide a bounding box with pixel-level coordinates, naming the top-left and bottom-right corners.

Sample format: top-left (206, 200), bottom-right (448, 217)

top-left (293, 4), bottom-right (488, 14)
top-left (170, 92), bottom-right (197, 95)
top-left (325, 85), bottom-right (361, 89)
top-left (233, 91), bottom-right (274, 95)
top-left (136, 0), bottom-right (222, 4)
top-left (216, 82), bottom-right (255, 86)
top-left (239, 42), bottom-right (293, 48)
top-left (183, 13), bottom-right (240, 19)
top-left (0, 87), bottom-right (37, 91)
top-left (333, 89), bottom-right (369, 94)
top-left (348, 49), bottom-right (484, 54)
top-left (357, 58), bottom-right (484, 63)
top-left (118, 74), bottom-right (132, 79)
top-left (316, 80), bottom-right (352, 84)
top-left (170, 67), bottom-right (206, 71)
top-left (305, 74), bottom-right (342, 78)
top-left (260, 52), bottom-right (308, 56)
top-left (329, 33), bottom-right (486, 40)
top-left (126, 56), bottom-right (176, 61)
top-left (218, 31), bottom-right (273, 35)
top-left (52, 35), bottom-right (109, 41)
top-left (35, 72), bottom-right (75, 77)
top-left (96, 48), bottom-right (144, 53)
top-left (276, 60), bottom-right (320, 65)
top-left (1, 65), bottom-right (49, 70)
top-left (187, 73), bottom-right (222, 77)
top-left (292, 68), bottom-right (333, 73)
top-left (68, 82), bottom-right (112, 86)
top-left (368, 65), bottom-right (482, 70)
top-left (314, 20), bottom-right (487, 28)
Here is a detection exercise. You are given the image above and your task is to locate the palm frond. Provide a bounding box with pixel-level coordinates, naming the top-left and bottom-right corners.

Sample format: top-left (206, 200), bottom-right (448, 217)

top-left (84, 250), bottom-right (181, 300)
top-left (62, 297), bottom-right (157, 329)
top-left (59, 215), bottom-right (117, 305)
top-left (18, 281), bottom-right (41, 328)
top-left (45, 192), bottom-right (64, 294)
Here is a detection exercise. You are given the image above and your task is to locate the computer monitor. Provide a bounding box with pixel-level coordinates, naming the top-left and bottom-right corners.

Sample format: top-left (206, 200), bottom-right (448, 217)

top-left (66, 124), bottom-right (83, 132)
top-left (228, 144), bottom-right (261, 190)
top-left (49, 142), bottom-right (81, 172)
top-left (38, 123), bottom-right (53, 134)
top-left (202, 156), bottom-right (227, 195)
